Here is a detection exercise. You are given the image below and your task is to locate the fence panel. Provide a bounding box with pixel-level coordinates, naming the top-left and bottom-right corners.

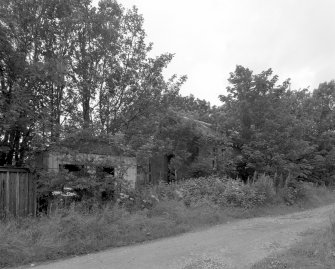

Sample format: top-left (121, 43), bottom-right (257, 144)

top-left (0, 167), bottom-right (36, 218)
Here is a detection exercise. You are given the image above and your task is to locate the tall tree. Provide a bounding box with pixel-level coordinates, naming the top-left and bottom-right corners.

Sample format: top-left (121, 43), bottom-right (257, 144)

top-left (96, 6), bottom-right (181, 135)
top-left (219, 66), bottom-right (314, 180)
top-left (0, 0), bottom-right (185, 166)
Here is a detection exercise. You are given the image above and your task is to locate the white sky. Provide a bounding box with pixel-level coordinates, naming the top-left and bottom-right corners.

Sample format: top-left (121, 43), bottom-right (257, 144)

top-left (99, 0), bottom-right (335, 105)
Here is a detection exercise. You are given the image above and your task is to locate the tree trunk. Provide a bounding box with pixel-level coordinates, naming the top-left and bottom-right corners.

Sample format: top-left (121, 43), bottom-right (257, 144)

top-left (82, 85), bottom-right (90, 129)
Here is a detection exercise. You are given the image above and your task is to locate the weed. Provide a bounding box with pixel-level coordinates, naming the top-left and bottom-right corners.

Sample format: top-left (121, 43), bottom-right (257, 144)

top-left (0, 175), bottom-right (334, 268)
top-left (252, 212), bottom-right (335, 269)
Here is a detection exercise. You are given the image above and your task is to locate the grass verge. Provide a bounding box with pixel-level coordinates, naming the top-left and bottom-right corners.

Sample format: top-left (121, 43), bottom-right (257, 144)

top-left (1, 180), bottom-right (335, 268)
top-left (251, 214), bottom-right (335, 269)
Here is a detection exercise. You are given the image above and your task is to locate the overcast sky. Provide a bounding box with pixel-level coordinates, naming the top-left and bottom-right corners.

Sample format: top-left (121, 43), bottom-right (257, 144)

top-left (107, 0), bottom-right (335, 105)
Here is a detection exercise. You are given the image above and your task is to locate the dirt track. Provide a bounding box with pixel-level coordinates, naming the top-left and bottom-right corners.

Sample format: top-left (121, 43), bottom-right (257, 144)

top-left (23, 204), bottom-right (335, 269)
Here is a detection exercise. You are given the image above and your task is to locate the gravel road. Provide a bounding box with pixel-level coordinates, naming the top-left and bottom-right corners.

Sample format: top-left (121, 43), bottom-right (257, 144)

top-left (23, 204), bottom-right (335, 269)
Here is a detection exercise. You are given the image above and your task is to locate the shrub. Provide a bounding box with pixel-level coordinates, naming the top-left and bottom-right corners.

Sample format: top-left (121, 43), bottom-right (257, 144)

top-left (186, 160), bottom-right (213, 178)
top-left (1, 174), bottom-right (334, 268)
top-left (179, 176), bottom-right (228, 206)
top-left (177, 176), bottom-right (272, 208)
top-left (281, 180), bottom-right (307, 205)
top-left (151, 182), bottom-right (181, 201)
top-left (218, 180), bottom-right (267, 208)
top-left (149, 200), bottom-right (188, 223)
top-left (252, 174), bottom-right (276, 203)
top-left (218, 179), bottom-right (244, 206)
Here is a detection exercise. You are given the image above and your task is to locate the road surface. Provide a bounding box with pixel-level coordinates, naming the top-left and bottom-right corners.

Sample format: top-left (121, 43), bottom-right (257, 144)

top-left (23, 204), bottom-right (335, 269)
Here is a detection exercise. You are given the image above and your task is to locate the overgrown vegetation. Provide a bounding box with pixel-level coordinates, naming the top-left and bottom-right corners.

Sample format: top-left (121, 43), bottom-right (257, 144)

top-left (1, 0), bottom-right (335, 187)
top-left (1, 175), bottom-right (334, 268)
top-left (1, 1), bottom-right (335, 267)
top-left (251, 215), bottom-right (335, 269)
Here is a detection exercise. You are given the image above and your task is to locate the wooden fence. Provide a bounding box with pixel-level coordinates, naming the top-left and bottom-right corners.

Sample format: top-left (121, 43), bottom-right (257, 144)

top-left (0, 167), bottom-right (36, 218)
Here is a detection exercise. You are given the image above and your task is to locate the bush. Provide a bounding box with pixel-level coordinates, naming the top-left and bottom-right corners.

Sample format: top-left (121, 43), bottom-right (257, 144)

top-left (178, 176), bottom-right (226, 206)
top-left (151, 182), bottom-right (181, 201)
top-left (186, 160), bottom-right (213, 178)
top-left (280, 179), bottom-right (307, 205)
top-left (218, 180), bottom-right (267, 208)
top-left (149, 200), bottom-right (189, 224)
top-left (1, 174), bottom-right (334, 268)
top-left (252, 174), bottom-right (276, 203)
top-left (176, 175), bottom-right (274, 208)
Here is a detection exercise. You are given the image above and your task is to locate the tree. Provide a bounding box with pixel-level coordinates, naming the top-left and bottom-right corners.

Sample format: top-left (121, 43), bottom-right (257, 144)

top-left (306, 81), bottom-right (335, 184)
top-left (0, 0), bottom-right (185, 167)
top-left (219, 66), bottom-right (314, 180)
top-left (0, 0), bottom-right (49, 165)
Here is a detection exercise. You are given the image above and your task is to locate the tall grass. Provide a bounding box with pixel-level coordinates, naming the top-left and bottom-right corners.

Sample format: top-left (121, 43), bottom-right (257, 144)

top-left (0, 201), bottom-right (229, 268)
top-left (1, 176), bottom-right (334, 268)
top-left (251, 214), bottom-right (335, 269)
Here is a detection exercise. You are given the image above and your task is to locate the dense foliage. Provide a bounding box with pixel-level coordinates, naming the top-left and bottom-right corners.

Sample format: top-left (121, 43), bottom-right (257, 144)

top-left (1, 0), bottom-right (335, 187)
top-left (0, 0), bottom-right (185, 166)
top-left (1, 174), bottom-right (334, 268)
top-left (218, 66), bottom-right (335, 184)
